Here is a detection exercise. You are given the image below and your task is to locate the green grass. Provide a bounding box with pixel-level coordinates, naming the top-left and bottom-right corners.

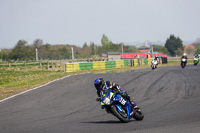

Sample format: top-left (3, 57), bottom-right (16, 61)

top-left (0, 69), bottom-right (69, 100)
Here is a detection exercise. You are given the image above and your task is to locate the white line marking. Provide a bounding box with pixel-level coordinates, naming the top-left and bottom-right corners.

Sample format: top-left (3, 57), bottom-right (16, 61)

top-left (0, 75), bottom-right (71, 103)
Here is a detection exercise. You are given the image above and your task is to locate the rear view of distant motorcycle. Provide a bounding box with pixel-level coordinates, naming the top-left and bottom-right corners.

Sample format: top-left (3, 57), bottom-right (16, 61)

top-left (194, 53), bottom-right (199, 66)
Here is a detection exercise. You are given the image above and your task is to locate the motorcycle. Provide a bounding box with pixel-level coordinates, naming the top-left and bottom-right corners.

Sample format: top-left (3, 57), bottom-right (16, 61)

top-left (181, 58), bottom-right (187, 68)
top-left (98, 89), bottom-right (144, 123)
top-left (151, 59), bottom-right (158, 70)
top-left (194, 56), bottom-right (199, 65)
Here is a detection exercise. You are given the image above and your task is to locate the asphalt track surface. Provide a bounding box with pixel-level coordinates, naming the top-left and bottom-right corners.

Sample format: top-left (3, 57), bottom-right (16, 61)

top-left (1, 64), bottom-right (200, 133)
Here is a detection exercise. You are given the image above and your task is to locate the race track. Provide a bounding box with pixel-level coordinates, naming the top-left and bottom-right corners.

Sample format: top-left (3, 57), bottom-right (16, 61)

top-left (1, 64), bottom-right (200, 133)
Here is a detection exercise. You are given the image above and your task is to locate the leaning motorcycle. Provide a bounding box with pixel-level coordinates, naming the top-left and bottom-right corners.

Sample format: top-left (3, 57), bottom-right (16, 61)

top-left (194, 56), bottom-right (199, 65)
top-left (151, 59), bottom-right (158, 70)
top-left (181, 58), bottom-right (187, 68)
top-left (98, 89), bottom-right (144, 123)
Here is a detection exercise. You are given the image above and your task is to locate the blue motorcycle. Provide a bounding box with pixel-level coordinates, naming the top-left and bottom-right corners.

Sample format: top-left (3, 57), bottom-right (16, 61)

top-left (98, 89), bottom-right (144, 123)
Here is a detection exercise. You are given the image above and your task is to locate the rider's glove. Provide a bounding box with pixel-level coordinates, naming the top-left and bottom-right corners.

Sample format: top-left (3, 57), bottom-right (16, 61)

top-left (96, 97), bottom-right (101, 101)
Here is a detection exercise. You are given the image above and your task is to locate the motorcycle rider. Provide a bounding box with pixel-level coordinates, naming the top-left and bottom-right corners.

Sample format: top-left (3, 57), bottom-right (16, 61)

top-left (94, 78), bottom-right (139, 109)
top-left (153, 55), bottom-right (159, 65)
top-left (154, 55), bottom-right (159, 63)
top-left (181, 53), bottom-right (188, 64)
top-left (194, 53), bottom-right (199, 64)
top-left (194, 53), bottom-right (199, 59)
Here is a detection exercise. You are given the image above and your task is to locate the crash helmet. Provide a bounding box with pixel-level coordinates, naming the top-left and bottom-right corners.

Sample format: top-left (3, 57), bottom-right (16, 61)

top-left (94, 78), bottom-right (104, 91)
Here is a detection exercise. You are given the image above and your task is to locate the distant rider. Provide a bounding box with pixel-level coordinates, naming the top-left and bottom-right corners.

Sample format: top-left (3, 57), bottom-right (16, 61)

top-left (94, 78), bottom-right (139, 109)
top-left (154, 55), bottom-right (159, 64)
top-left (181, 53), bottom-right (188, 64)
top-left (194, 53), bottom-right (199, 59)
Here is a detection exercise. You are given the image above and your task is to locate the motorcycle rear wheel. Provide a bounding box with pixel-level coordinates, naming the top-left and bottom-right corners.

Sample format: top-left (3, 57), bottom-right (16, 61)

top-left (133, 108), bottom-right (144, 121)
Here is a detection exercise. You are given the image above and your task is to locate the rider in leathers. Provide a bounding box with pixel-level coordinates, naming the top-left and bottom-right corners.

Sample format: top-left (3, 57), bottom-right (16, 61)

top-left (181, 53), bottom-right (188, 64)
top-left (94, 78), bottom-right (139, 109)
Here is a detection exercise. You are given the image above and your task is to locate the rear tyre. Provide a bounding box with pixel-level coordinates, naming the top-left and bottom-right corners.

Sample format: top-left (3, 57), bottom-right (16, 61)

top-left (133, 108), bottom-right (144, 121)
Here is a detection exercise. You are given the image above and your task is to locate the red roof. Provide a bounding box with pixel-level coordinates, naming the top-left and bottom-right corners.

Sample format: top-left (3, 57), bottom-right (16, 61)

top-left (121, 53), bottom-right (169, 59)
top-left (184, 45), bottom-right (195, 50)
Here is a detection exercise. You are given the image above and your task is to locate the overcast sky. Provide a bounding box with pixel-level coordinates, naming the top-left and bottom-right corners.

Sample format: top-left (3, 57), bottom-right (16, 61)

top-left (0, 0), bottom-right (200, 49)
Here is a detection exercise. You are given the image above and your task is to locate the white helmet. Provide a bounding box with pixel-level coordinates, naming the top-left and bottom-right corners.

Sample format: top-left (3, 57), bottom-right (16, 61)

top-left (183, 53), bottom-right (186, 56)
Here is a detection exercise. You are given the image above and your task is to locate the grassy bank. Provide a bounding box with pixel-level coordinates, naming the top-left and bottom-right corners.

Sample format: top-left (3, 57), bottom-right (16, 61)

top-left (0, 69), bottom-right (70, 100)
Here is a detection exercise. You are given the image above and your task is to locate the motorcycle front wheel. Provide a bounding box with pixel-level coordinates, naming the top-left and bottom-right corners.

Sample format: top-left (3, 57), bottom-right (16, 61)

top-left (111, 105), bottom-right (130, 123)
top-left (181, 63), bottom-right (185, 68)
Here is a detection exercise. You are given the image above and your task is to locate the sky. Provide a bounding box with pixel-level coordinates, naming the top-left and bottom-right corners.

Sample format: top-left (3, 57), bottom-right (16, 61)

top-left (0, 0), bottom-right (200, 49)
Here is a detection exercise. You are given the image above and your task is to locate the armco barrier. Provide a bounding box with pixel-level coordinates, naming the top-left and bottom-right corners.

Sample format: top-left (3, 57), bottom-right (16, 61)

top-left (93, 61), bottom-right (106, 70)
top-left (124, 59), bottom-right (129, 67)
top-left (133, 59), bottom-right (139, 67)
top-left (144, 59), bottom-right (148, 65)
top-left (65, 59), bottom-right (157, 72)
top-left (66, 63), bottom-right (80, 72)
top-left (141, 59), bottom-right (144, 66)
top-left (79, 62), bottom-right (93, 70)
top-left (65, 60), bottom-right (128, 72)
top-left (148, 59), bottom-right (152, 66)
top-left (115, 60), bottom-right (124, 68)
top-left (106, 61), bottom-right (116, 69)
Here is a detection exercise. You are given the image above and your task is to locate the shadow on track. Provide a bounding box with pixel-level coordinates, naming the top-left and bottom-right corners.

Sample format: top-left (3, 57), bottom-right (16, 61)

top-left (80, 119), bottom-right (139, 124)
top-left (80, 120), bottom-right (122, 124)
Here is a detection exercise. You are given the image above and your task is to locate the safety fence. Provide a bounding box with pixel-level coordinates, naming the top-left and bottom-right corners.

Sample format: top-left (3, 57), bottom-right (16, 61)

top-left (65, 59), bottom-right (157, 72)
top-left (65, 57), bottom-right (169, 72)
top-left (0, 57), bottom-right (168, 72)
top-left (65, 60), bottom-right (129, 72)
top-left (130, 58), bottom-right (152, 67)
top-left (131, 57), bottom-right (168, 66)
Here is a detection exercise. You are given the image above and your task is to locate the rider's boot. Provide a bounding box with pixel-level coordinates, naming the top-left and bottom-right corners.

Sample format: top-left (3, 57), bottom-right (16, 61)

top-left (130, 100), bottom-right (139, 109)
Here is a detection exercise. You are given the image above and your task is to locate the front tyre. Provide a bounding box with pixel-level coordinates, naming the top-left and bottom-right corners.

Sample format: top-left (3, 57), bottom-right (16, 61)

top-left (133, 108), bottom-right (144, 121)
top-left (111, 105), bottom-right (130, 123)
top-left (181, 62), bottom-right (185, 68)
top-left (151, 64), bottom-right (155, 70)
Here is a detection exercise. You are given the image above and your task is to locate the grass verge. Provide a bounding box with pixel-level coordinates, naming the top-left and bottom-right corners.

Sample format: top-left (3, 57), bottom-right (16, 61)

top-left (0, 69), bottom-right (71, 100)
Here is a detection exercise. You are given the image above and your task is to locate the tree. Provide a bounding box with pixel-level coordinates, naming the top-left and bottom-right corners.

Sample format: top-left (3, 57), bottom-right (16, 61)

top-left (9, 40), bottom-right (34, 60)
top-left (101, 34), bottom-right (112, 49)
top-left (83, 42), bottom-right (88, 49)
top-left (192, 38), bottom-right (200, 49)
top-left (33, 39), bottom-right (43, 48)
top-left (0, 50), bottom-right (3, 59)
top-left (175, 48), bottom-right (184, 56)
top-left (58, 47), bottom-right (70, 59)
top-left (196, 46), bottom-right (200, 54)
top-left (165, 34), bottom-right (184, 56)
top-left (90, 42), bottom-right (95, 55)
top-left (152, 45), bottom-right (169, 55)
top-left (186, 48), bottom-right (193, 55)
top-left (123, 45), bottom-right (137, 53)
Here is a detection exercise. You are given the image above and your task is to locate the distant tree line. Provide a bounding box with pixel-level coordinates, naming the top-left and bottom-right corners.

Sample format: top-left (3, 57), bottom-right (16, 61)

top-left (192, 38), bottom-right (200, 54)
top-left (0, 34), bottom-right (199, 61)
top-left (0, 35), bottom-right (138, 61)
